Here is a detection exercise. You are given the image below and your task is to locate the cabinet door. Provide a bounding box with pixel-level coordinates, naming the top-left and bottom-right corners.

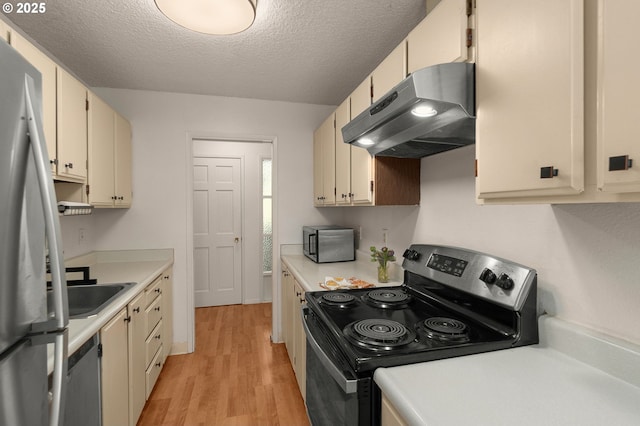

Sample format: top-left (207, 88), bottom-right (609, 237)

top-left (88, 92), bottom-right (115, 206)
top-left (476, 0), bottom-right (584, 199)
top-left (292, 280), bottom-right (306, 401)
top-left (335, 99), bottom-right (351, 204)
top-left (11, 32), bottom-right (57, 174)
top-left (350, 78), bottom-right (375, 204)
top-left (407, 0), bottom-right (470, 74)
top-left (128, 292), bottom-right (146, 426)
top-left (101, 308), bottom-right (129, 426)
top-left (57, 68), bottom-right (88, 182)
top-left (371, 43), bottom-right (407, 103)
top-left (115, 113), bottom-right (132, 206)
top-left (596, 0), bottom-right (640, 193)
top-left (0, 20), bottom-right (9, 42)
top-left (313, 114), bottom-right (336, 206)
top-left (284, 268), bottom-right (294, 362)
top-left (161, 268), bottom-right (173, 361)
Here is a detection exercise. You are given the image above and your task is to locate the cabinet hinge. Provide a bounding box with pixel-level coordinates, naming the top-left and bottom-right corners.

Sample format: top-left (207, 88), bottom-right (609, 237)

top-left (466, 0), bottom-right (474, 16)
top-left (86, 99), bottom-right (89, 111)
top-left (475, 159), bottom-right (478, 177)
top-left (86, 184), bottom-right (90, 196)
top-left (97, 343), bottom-right (103, 358)
top-left (370, 180), bottom-right (374, 192)
top-left (370, 83), bottom-right (374, 100)
top-left (333, 118), bottom-right (336, 129)
top-left (466, 28), bottom-right (473, 48)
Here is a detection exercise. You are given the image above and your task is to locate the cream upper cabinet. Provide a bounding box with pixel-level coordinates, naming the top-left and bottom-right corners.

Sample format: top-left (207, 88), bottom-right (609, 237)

top-left (115, 112), bottom-right (133, 206)
top-left (88, 93), bottom-right (115, 206)
top-left (407, 0), bottom-right (471, 74)
top-left (10, 32), bottom-right (57, 174)
top-left (335, 99), bottom-right (352, 204)
top-left (313, 113), bottom-right (336, 206)
top-left (88, 92), bottom-right (133, 207)
top-left (371, 43), bottom-right (407, 103)
top-left (57, 67), bottom-right (88, 182)
top-left (349, 79), bottom-right (375, 204)
top-left (0, 20), bottom-right (9, 42)
top-left (475, 0), bottom-right (584, 200)
top-left (596, 0), bottom-right (640, 194)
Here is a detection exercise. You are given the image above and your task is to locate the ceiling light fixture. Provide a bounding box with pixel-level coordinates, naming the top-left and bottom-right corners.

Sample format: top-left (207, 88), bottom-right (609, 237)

top-left (155, 0), bottom-right (256, 35)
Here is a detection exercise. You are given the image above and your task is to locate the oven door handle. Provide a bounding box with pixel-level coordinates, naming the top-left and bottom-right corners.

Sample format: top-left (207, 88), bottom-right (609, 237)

top-left (302, 307), bottom-right (358, 394)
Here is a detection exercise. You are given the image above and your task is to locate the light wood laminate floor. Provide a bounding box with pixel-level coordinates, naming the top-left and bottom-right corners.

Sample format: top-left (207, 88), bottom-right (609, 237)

top-left (138, 303), bottom-right (310, 425)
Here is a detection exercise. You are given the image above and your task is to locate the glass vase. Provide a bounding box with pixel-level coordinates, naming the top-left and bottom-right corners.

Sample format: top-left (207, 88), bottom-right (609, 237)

top-left (377, 265), bottom-right (389, 283)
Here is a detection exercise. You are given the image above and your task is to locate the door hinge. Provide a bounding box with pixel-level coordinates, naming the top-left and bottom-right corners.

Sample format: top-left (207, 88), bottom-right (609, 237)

top-left (466, 28), bottom-right (473, 48)
top-left (466, 0), bottom-right (474, 16)
top-left (97, 343), bottom-right (103, 358)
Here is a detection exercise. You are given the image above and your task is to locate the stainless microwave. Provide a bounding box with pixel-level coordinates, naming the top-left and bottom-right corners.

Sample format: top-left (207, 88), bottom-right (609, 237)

top-left (303, 226), bottom-right (355, 263)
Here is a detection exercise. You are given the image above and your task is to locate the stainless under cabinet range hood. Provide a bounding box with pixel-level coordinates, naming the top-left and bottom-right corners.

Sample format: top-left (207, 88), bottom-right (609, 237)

top-left (342, 62), bottom-right (475, 158)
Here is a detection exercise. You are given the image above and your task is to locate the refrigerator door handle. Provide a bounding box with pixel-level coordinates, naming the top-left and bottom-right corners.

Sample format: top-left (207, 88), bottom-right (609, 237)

top-left (31, 330), bottom-right (69, 426)
top-left (24, 75), bottom-right (69, 331)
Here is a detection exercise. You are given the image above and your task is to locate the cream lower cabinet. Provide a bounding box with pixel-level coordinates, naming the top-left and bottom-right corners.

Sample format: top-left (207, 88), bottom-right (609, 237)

top-left (381, 394), bottom-right (408, 426)
top-left (281, 264), bottom-right (306, 401)
top-left (101, 308), bottom-right (130, 426)
top-left (10, 32), bottom-right (58, 174)
top-left (102, 266), bottom-right (173, 426)
top-left (88, 92), bottom-right (132, 207)
top-left (161, 268), bottom-right (173, 362)
top-left (292, 280), bottom-right (307, 401)
top-left (56, 67), bottom-right (88, 183)
top-left (128, 292), bottom-right (146, 426)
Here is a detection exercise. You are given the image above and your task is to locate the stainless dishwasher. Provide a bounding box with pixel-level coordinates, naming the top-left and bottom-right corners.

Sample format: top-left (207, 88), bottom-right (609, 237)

top-left (59, 334), bottom-right (101, 426)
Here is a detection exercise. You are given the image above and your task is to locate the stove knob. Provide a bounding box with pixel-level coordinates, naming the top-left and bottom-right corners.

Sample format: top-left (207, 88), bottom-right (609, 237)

top-left (402, 249), bottom-right (420, 261)
top-left (496, 274), bottom-right (515, 290)
top-left (479, 268), bottom-right (497, 284)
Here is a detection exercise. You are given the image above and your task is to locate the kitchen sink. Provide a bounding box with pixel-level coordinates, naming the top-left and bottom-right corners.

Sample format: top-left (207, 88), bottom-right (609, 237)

top-left (48, 283), bottom-right (136, 319)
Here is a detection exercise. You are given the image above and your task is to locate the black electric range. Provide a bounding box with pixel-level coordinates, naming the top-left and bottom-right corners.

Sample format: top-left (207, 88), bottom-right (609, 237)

top-left (302, 244), bottom-right (538, 426)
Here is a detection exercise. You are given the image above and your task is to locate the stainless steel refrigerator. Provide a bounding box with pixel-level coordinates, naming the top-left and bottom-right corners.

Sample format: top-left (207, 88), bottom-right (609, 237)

top-left (0, 38), bottom-right (69, 425)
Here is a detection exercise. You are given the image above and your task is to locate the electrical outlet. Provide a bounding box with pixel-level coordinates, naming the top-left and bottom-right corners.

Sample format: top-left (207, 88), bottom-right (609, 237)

top-left (383, 228), bottom-right (388, 244)
top-left (78, 228), bottom-right (85, 244)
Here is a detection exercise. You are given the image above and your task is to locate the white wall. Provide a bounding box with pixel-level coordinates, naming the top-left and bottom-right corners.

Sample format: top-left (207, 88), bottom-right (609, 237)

top-left (343, 145), bottom-right (640, 345)
top-left (64, 88), bottom-right (340, 351)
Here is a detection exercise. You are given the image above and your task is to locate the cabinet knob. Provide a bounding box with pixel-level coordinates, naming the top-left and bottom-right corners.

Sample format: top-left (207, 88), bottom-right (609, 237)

top-left (124, 316), bottom-right (131, 323)
top-left (155, 334), bottom-right (161, 340)
top-left (50, 159), bottom-right (58, 166)
top-left (133, 307), bottom-right (140, 313)
top-left (609, 155), bottom-right (633, 171)
top-left (155, 288), bottom-right (161, 293)
top-left (155, 307), bottom-right (161, 312)
top-left (155, 362), bottom-right (161, 368)
top-left (540, 166), bottom-right (558, 179)
top-left (64, 163), bottom-right (73, 169)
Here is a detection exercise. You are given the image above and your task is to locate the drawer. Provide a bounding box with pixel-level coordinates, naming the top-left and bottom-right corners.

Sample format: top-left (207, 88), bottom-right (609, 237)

top-left (145, 295), bottom-right (162, 338)
top-left (144, 276), bottom-right (162, 307)
top-left (145, 345), bottom-right (163, 399)
top-left (145, 320), bottom-right (163, 367)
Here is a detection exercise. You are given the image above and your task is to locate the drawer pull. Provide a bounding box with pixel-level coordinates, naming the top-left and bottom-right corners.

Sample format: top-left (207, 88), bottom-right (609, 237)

top-left (155, 307), bottom-right (161, 312)
top-left (155, 362), bottom-right (161, 368)
top-left (155, 334), bottom-right (161, 340)
top-left (133, 307), bottom-right (140, 313)
top-left (540, 166), bottom-right (558, 179)
top-left (155, 288), bottom-right (161, 293)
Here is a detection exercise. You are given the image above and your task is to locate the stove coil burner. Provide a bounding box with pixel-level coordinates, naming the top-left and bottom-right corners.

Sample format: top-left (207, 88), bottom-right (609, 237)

top-left (363, 288), bottom-right (411, 309)
top-left (320, 292), bottom-right (357, 308)
top-left (420, 317), bottom-right (470, 343)
top-left (344, 319), bottom-right (416, 350)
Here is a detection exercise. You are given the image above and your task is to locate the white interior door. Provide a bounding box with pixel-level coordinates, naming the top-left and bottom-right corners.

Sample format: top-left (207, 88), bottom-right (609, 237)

top-left (193, 157), bottom-right (242, 307)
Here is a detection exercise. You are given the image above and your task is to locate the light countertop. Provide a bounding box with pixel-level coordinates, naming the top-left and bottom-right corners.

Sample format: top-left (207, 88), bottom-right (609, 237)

top-left (48, 249), bottom-right (174, 372)
top-left (374, 315), bottom-right (640, 426)
top-left (280, 244), bottom-right (403, 291)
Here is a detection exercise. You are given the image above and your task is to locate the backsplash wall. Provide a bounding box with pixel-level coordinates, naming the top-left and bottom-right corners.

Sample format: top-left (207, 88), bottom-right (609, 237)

top-left (343, 145), bottom-right (640, 345)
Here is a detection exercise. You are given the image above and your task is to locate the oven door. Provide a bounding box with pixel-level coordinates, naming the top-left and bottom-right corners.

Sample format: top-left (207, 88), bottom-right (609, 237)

top-left (302, 307), bottom-right (374, 426)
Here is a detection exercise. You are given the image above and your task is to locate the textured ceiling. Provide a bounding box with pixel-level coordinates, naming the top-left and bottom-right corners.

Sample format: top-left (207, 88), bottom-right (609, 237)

top-left (4, 0), bottom-right (426, 105)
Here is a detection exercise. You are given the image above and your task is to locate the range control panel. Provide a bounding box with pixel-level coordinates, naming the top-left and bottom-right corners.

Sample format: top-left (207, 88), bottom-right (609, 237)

top-left (402, 245), bottom-right (536, 311)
